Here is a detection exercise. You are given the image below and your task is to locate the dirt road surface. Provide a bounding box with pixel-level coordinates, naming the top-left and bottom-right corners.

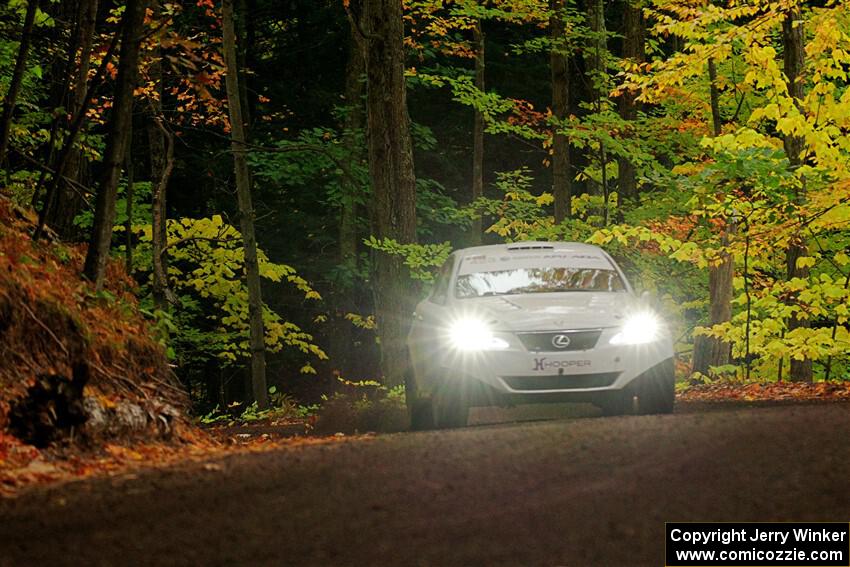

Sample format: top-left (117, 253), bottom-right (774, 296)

top-left (2, 402), bottom-right (849, 566)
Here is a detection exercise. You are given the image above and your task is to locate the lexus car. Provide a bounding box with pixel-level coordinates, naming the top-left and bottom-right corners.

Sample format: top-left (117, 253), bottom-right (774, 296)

top-left (406, 241), bottom-right (675, 429)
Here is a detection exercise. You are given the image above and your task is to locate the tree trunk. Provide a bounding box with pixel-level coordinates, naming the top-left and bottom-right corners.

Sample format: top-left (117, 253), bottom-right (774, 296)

top-left (616, 0), bottom-right (643, 211)
top-left (48, 0), bottom-right (100, 239)
top-left (147, 114), bottom-right (166, 306)
top-left (692, 229), bottom-right (734, 377)
top-left (125, 138), bottom-right (134, 272)
top-left (550, 0), bottom-right (571, 223)
top-left (32, 0), bottom-right (77, 210)
top-left (0, 0), bottom-right (39, 166)
top-left (340, 12), bottom-right (366, 276)
top-left (587, 0), bottom-right (607, 209)
top-left (147, 0), bottom-right (172, 309)
top-left (151, 117), bottom-right (175, 309)
top-left (35, 23), bottom-right (121, 242)
top-left (707, 58), bottom-right (722, 138)
top-left (237, 0), bottom-right (254, 131)
top-left (470, 19), bottom-right (485, 244)
top-left (782, 1), bottom-right (812, 382)
top-left (329, 14), bottom-right (367, 377)
top-left (83, 0), bottom-right (148, 287)
top-left (222, 0), bottom-right (269, 409)
top-left (363, 0), bottom-right (418, 388)
top-left (691, 55), bottom-right (734, 378)
top-left (587, 0), bottom-right (606, 102)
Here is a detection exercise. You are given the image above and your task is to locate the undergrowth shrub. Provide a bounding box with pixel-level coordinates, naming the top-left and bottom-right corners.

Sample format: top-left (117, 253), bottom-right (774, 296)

top-left (313, 380), bottom-right (408, 435)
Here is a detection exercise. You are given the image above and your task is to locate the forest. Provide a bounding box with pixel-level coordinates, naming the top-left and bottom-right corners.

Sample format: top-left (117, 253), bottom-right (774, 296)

top-left (0, 0), bottom-right (848, 432)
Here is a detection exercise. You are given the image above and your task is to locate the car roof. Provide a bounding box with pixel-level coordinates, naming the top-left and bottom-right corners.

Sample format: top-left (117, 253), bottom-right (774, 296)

top-left (452, 241), bottom-right (606, 259)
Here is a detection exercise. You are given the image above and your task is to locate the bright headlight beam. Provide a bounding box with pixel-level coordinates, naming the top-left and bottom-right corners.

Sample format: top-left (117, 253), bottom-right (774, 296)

top-left (610, 311), bottom-right (661, 345)
top-left (448, 317), bottom-right (509, 351)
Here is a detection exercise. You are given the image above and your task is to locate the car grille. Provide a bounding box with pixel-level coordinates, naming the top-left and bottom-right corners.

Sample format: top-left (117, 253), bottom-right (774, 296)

top-left (516, 329), bottom-right (602, 352)
top-left (502, 372), bottom-right (620, 391)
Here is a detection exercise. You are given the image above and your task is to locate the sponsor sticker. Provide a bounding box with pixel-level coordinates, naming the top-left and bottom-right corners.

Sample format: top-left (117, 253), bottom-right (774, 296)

top-left (532, 358), bottom-right (591, 371)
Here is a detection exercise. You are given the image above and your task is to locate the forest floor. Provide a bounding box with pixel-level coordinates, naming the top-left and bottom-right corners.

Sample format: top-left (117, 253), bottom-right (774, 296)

top-left (678, 380), bottom-right (850, 403)
top-left (0, 425), bottom-right (347, 496)
top-left (1, 400), bottom-right (848, 566)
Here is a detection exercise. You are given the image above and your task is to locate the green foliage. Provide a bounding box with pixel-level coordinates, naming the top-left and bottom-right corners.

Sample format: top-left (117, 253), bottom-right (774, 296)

top-left (85, 192), bottom-right (330, 381)
top-left (460, 167), bottom-right (601, 243)
top-left (75, 181), bottom-right (153, 233)
top-left (140, 215), bottom-right (326, 368)
top-left (415, 71), bottom-right (546, 141)
top-left (416, 178), bottom-right (471, 235)
top-left (313, 379), bottom-right (408, 434)
top-left (199, 386), bottom-right (317, 425)
top-left (364, 236), bottom-right (452, 283)
top-left (0, 1), bottom-right (77, 191)
top-left (588, 139), bottom-right (850, 379)
top-left (345, 313), bottom-right (377, 330)
top-left (249, 127), bottom-right (368, 197)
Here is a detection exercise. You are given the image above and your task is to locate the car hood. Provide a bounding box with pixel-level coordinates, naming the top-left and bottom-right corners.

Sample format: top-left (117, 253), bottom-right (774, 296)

top-left (457, 292), bottom-right (635, 331)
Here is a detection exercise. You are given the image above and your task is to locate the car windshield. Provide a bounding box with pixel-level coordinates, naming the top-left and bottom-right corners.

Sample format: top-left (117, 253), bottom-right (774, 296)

top-left (455, 266), bottom-right (626, 298)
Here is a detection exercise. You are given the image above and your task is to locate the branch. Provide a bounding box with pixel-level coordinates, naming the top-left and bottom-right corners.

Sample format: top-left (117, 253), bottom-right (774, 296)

top-left (807, 226), bottom-right (849, 278)
top-left (744, 192), bottom-right (850, 241)
top-left (160, 235), bottom-right (238, 256)
top-left (22, 303), bottom-right (69, 357)
top-left (10, 146), bottom-right (93, 204)
top-left (730, 91), bottom-right (746, 123)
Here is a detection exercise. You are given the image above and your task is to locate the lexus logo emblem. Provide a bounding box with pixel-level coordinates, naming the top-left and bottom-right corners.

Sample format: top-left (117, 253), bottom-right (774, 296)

top-left (552, 334), bottom-right (571, 349)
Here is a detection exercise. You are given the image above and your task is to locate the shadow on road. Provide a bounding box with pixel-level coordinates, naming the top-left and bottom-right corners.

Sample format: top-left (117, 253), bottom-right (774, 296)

top-left (467, 398), bottom-right (846, 429)
top-left (468, 402), bottom-right (602, 426)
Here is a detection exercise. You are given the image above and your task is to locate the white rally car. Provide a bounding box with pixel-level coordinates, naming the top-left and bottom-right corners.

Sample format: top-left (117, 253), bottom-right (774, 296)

top-left (406, 241), bottom-right (675, 429)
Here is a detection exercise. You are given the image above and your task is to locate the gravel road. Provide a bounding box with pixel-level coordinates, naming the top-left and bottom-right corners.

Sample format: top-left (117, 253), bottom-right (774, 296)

top-left (2, 402), bottom-right (849, 566)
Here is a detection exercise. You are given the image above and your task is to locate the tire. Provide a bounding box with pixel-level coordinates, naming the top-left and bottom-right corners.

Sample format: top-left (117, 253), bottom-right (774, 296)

top-left (432, 379), bottom-right (469, 429)
top-left (635, 358), bottom-right (675, 415)
top-left (405, 365), bottom-right (435, 431)
top-left (597, 388), bottom-right (633, 416)
top-left (409, 396), bottom-right (435, 431)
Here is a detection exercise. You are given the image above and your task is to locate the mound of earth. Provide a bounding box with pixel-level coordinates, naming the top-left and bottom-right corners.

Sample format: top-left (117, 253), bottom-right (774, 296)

top-left (0, 196), bottom-right (189, 449)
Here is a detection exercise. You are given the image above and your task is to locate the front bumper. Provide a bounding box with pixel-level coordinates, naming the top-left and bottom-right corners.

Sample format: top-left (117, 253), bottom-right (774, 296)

top-left (410, 326), bottom-right (674, 406)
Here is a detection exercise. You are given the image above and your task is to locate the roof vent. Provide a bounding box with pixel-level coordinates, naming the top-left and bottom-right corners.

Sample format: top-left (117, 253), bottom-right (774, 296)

top-left (506, 244), bottom-right (555, 251)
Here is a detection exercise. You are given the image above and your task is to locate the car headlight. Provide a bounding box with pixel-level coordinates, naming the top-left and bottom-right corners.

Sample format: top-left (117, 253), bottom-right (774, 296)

top-left (447, 317), bottom-right (510, 351)
top-left (610, 312), bottom-right (662, 345)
